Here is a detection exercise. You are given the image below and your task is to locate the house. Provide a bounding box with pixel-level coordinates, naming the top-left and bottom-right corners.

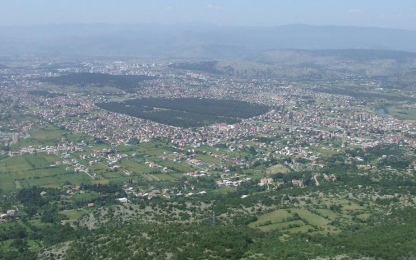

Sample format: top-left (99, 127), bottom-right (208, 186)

top-left (6, 210), bottom-right (15, 217)
top-left (117, 198), bottom-right (128, 203)
top-left (292, 179), bottom-right (303, 187)
top-left (40, 191), bottom-right (47, 197)
top-left (260, 178), bottom-right (274, 184)
top-left (148, 162), bottom-right (158, 168)
top-left (88, 203), bottom-right (94, 208)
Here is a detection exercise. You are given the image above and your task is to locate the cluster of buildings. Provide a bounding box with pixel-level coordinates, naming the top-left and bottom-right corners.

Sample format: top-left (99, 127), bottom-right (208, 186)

top-left (1, 57), bottom-right (416, 197)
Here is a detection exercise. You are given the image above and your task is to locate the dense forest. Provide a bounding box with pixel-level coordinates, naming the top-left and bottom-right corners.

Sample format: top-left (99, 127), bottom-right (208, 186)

top-left (2, 173), bottom-right (416, 260)
top-left (42, 207), bottom-right (416, 260)
top-left (96, 98), bottom-right (270, 127)
top-left (39, 73), bottom-right (155, 91)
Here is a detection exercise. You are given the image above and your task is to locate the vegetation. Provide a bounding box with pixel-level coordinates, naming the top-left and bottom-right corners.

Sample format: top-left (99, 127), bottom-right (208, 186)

top-left (27, 91), bottom-right (66, 98)
top-left (40, 73), bottom-right (155, 92)
top-left (3, 48), bottom-right (416, 260)
top-left (169, 61), bottom-right (221, 74)
top-left (97, 98), bottom-right (270, 127)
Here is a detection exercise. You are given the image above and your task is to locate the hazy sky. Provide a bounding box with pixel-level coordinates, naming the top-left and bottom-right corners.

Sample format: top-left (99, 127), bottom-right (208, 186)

top-left (1, 0), bottom-right (416, 30)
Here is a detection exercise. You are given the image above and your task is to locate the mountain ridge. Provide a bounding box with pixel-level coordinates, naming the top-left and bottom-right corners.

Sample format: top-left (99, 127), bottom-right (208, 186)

top-left (1, 23), bottom-right (416, 58)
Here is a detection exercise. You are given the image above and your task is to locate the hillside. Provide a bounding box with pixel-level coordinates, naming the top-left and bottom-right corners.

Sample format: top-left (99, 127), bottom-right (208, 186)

top-left (247, 49), bottom-right (416, 65)
top-left (169, 49), bottom-right (416, 81)
top-left (242, 49), bottom-right (416, 78)
top-left (2, 24), bottom-right (416, 58)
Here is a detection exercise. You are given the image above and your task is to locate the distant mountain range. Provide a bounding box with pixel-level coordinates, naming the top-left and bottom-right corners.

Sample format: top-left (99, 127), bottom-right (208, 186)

top-left (247, 49), bottom-right (416, 64)
top-left (1, 23), bottom-right (416, 58)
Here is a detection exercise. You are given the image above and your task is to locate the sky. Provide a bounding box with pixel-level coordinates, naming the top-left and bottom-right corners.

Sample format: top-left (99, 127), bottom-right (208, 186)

top-left (1, 0), bottom-right (416, 30)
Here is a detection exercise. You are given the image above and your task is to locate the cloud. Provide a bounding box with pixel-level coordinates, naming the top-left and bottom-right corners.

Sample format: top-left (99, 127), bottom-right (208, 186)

top-left (205, 4), bottom-right (222, 10)
top-left (165, 5), bottom-right (173, 11)
top-left (348, 9), bottom-right (362, 14)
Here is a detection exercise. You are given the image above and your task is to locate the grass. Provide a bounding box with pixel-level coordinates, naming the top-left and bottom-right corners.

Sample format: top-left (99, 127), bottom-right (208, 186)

top-left (10, 125), bottom-right (68, 151)
top-left (0, 152), bottom-right (104, 191)
top-left (387, 106), bottom-right (416, 121)
top-left (1, 122), bottom-right (215, 191)
top-left (256, 220), bottom-right (305, 231)
top-left (211, 187), bottom-right (237, 195)
top-left (249, 207), bottom-right (341, 235)
top-left (155, 174), bottom-right (177, 181)
top-left (315, 209), bottom-right (338, 221)
top-left (119, 159), bottom-right (152, 173)
top-left (72, 192), bottom-right (100, 202)
top-left (158, 160), bottom-right (195, 173)
top-left (0, 154), bottom-right (69, 191)
top-left (356, 213), bottom-right (371, 221)
top-left (291, 208), bottom-right (331, 228)
top-left (317, 147), bottom-right (339, 157)
top-left (338, 199), bottom-right (365, 211)
top-left (195, 154), bottom-right (220, 164)
top-left (28, 239), bottom-right (41, 250)
top-left (248, 209), bottom-right (293, 228)
top-left (60, 209), bottom-right (88, 222)
top-left (286, 225), bottom-right (314, 234)
top-left (266, 164), bottom-right (289, 175)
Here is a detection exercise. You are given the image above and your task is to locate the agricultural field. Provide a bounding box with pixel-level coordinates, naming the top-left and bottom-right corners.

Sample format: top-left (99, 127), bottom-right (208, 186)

top-left (0, 154), bottom-right (92, 192)
top-left (266, 164), bottom-right (290, 175)
top-left (10, 124), bottom-right (91, 152)
top-left (249, 208), bottom-right (336, 234)
top-left (387, 106), bottom-right (416, 121)
top-left (249, 197), bottom-right (373, 235)
top-left (2, 124), bottom-right (235, 192)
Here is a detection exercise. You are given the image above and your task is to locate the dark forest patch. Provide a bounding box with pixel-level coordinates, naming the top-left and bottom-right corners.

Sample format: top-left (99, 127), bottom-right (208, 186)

top-left (169, 61), bottom-right (221, 74)
top-left (96, 98), bottom-right (269, 127)
top-left (39, 73), bottom-right (155, 91)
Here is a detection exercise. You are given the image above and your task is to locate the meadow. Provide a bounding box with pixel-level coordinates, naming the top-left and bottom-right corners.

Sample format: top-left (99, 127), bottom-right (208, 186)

top-left (248, 197), bottom-right (370, 235)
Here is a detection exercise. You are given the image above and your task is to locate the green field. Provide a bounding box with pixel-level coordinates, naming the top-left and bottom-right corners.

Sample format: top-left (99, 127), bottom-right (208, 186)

top-left (266, 164), bottom-right (290, 175)
top-left (0, 152), bottom-right (110, 192)
top-left (249, 207), bottom-right (343, 234)
top-left (315, 209), bottom-right (338, 220)
top-left (1, 123), bottom-right (195, 192)
top-left (387, 106), bottom-right (416, 121)
top-left (10, 125), bottom-right (67, 151)
top-left (248, 209), bottom-right (292, 227)
top-left (60, 209), bottom-right (89, 223)
top-left (10, 124), bottom-right (93, 152)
